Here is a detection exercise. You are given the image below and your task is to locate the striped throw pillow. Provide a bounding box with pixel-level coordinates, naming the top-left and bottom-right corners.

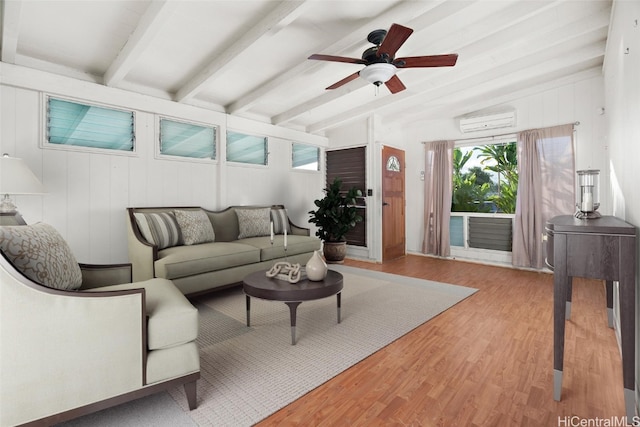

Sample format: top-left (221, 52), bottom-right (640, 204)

top-left (133, 212), bottom-right (182, 249)
top-left (270, 207), bottom-right (291, 234)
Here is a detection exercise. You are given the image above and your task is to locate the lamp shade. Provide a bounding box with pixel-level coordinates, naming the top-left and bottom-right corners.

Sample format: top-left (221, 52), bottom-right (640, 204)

top-left (0, 155), bottom-right (46, 195)
top-left (359, 63), bottom-right (397, 86)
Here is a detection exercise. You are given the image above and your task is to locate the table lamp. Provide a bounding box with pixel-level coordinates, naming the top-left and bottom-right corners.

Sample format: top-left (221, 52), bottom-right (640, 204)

top-left (0, 153), bottom-right (46, 223)
top-left (574, 169), bottom-right (600, 219)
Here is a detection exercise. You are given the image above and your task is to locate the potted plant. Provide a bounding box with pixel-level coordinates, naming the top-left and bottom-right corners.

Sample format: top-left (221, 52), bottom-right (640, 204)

top-left (308, 177), bottom-right (363, 263)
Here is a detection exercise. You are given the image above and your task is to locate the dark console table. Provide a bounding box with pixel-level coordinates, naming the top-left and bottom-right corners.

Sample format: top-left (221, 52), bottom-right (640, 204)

top-left (546, 215), bottom-right (637, 420)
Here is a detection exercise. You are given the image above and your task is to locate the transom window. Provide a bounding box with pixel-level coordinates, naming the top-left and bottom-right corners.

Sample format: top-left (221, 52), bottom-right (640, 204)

top-left (292, 143), bottom-right (320, 171)
top-left (159, 118), bottom-right (216, 160)
top-left (46, 97), bottom-right (135, 152)
top-left (226, 131), bottom-right (267, 165)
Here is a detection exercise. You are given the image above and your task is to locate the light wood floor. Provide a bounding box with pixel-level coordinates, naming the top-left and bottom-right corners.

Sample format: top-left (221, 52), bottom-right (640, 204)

top-left (256, 254), bottom-right (626, 426)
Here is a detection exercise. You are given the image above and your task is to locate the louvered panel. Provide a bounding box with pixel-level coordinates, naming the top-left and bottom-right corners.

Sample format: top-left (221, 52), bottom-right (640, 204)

top-left (468, 217), bottom-right (512, 251)
top-left (326, 147), bottom-right (366, 247)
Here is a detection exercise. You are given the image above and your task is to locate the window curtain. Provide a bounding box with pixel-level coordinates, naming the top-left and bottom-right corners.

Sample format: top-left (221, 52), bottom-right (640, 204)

top-left (422, 140), bottom-right (455, 256)
top-left (512, 124), bottom-right (575, 268)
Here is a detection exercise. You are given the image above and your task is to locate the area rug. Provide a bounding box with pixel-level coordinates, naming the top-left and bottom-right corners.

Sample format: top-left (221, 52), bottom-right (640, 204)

top-left (60, 265), bottom-right (476, 427)
top-left (168, 265), bottom-right (477, 426)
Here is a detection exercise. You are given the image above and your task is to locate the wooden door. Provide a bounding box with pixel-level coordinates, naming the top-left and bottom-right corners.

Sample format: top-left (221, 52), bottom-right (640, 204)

top-left (382, 146), bottom-right (405, 261)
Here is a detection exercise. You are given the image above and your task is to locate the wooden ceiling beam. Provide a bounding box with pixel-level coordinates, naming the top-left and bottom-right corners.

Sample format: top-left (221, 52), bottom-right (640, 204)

top-left (175, 0), bottom-right (309, 103)
top-left (104, 0), bottom-right (178, 87)
top-left (1, 0), bottom-right (22, 63)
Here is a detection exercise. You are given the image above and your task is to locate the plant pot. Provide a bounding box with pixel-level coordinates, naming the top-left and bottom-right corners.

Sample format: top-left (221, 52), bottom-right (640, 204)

top-left (323, 241), bottom-right (347, 264)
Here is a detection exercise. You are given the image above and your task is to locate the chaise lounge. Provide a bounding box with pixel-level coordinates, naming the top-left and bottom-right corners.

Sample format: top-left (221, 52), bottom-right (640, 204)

top-left (0, 223), bottom-right (200, 426)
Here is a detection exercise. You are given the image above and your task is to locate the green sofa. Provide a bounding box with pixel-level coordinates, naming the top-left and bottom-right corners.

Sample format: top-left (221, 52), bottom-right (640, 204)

top-left (127, 205), bottom-right (321, 296)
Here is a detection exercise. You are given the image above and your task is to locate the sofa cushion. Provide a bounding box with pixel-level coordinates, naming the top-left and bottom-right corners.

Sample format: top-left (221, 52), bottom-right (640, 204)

top-left (146, 341), bottom-right (200, 384)
top-left (174, 209), bottom-right (215, 245)
top-left (207, 208), bottom-right (238, 242)
top-left (270, 207), bottom-right (291, 234)
top-left (91, 278), bottom-right (198, 350)
top-left (155, 242), bottom-right (261, 280)
top-left (134, 212), bottom-right (182, 249)
top-left (236, 207), bottom-right (271, 239)
top-left (237, 235), bottom-right (321, 262)
top-left (0, 223), bottom-right (83, 290)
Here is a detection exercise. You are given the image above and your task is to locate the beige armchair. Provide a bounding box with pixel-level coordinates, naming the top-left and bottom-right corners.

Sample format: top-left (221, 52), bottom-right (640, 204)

top-left (0, 223), bottom-right (200, 426)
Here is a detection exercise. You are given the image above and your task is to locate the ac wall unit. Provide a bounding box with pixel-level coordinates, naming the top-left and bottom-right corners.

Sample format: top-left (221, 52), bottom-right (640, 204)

top-left (459, 111), bottom-right (516, 133)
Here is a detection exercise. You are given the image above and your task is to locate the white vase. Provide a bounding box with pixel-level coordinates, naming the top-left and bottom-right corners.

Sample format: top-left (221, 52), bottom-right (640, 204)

top-left (306, 250), bottom-right (328, 281)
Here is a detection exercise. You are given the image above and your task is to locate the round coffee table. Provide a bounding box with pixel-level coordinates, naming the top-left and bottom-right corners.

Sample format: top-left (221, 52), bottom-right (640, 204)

top-left (242, 269), bottom-right (344, 345)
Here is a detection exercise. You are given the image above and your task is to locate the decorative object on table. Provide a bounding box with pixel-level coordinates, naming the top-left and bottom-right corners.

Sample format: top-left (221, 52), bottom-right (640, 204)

top-left (574, 169), bottom-right (601, 219)
top-left (308, 177), bottom-right (362, 263)
top-left (305, 250), bottom-right (328, 281)
top-left (266, 262), bottom-right (301, 283)
top-left (0, 154), bottom-right (46, 225)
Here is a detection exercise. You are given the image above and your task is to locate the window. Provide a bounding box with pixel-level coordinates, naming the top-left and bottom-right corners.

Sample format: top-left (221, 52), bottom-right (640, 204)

top-left (292, 143), bottom-right (320, 171)
top-left (450, 141), bottom-right (517, 253)
top-left (160, 118), bottom-right (216, 160)
top-left (46, 97), bottom-right (134, 152)
top-left (452, 141), bottom-right (517, 214)
top-left (326, 147), bottom-right (367, 247)
top-left (226, 131), bottom-right (267, 165)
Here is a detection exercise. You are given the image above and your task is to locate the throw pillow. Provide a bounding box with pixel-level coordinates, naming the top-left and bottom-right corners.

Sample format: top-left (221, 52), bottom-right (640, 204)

top-left (236, 208), bottom-right (271, 239)
top-left (0, 223), bottom-right (83, 290)
top-left (174, 209), bottom-right (215, 245)
top-left (133, 212), bottom-right (182, 249)
top-left (270, 207), bottom-right (291, 234)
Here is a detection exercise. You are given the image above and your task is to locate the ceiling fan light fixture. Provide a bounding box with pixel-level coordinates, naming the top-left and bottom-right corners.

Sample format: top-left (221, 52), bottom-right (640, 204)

top-left (359, 63), bottom-right (397, 86)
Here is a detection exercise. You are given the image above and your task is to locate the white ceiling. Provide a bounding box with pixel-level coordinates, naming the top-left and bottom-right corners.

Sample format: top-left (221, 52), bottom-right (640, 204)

top-left (0, 0), bottom-right (612, 135)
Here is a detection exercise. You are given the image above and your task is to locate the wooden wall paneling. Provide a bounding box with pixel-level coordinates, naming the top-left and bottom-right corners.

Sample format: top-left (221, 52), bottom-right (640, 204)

top-left (525, 92), bottom-right (544, 129)
top-left (160, 161), bottom-right (180, 206)
top-left (189, 162), bottom-right (217, 209)
top-left (542, 88), bottom-right (559, 125)
top-left (128, 154), bottom-right (150, 208)
top-left (557, 84), bottom-right (576, 125)
top-left (0, 87), bottom-right (17, 156)
top-left (132, 112), bottom-right (155, 207)
top-left (574, 79), bottom-right (596, 170)
top-left (109, 155), bottom-right (131, 263)
top-left (89, 154), bottom-right (112, 263)
top-left (42, 149), bottom-right (68, 235)
top-left (66, 151), bottom-right (92, 260)
top-left (14, 89), bottom-right (44, 224)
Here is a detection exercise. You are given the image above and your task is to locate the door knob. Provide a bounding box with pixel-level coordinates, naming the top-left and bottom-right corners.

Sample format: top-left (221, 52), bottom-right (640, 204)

top-left (383, 202), bottom-right (389, 206)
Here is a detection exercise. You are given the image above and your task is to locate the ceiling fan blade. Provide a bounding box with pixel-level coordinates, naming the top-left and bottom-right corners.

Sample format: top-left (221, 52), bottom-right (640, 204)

top-left (308, 54), bottom-right (366, 65)
top-left (385, 75), bottom-right (406, 94)
top-left (326, 71), bottom-right (361, 90)
top-left (394, 54), bottom-right (458, 68)
top-left (377, 23), bottom-right (413, 59)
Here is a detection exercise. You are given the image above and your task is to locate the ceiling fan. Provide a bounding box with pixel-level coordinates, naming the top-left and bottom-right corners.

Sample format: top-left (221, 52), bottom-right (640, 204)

top-left (308, 23), bottom-right (458, 94)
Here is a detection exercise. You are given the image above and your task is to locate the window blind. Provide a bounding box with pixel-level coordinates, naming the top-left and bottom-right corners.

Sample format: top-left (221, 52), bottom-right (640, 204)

top-left (47, 97), bottom-right (134, 151)
top-left (326, 146), bottom-right (367, 247)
